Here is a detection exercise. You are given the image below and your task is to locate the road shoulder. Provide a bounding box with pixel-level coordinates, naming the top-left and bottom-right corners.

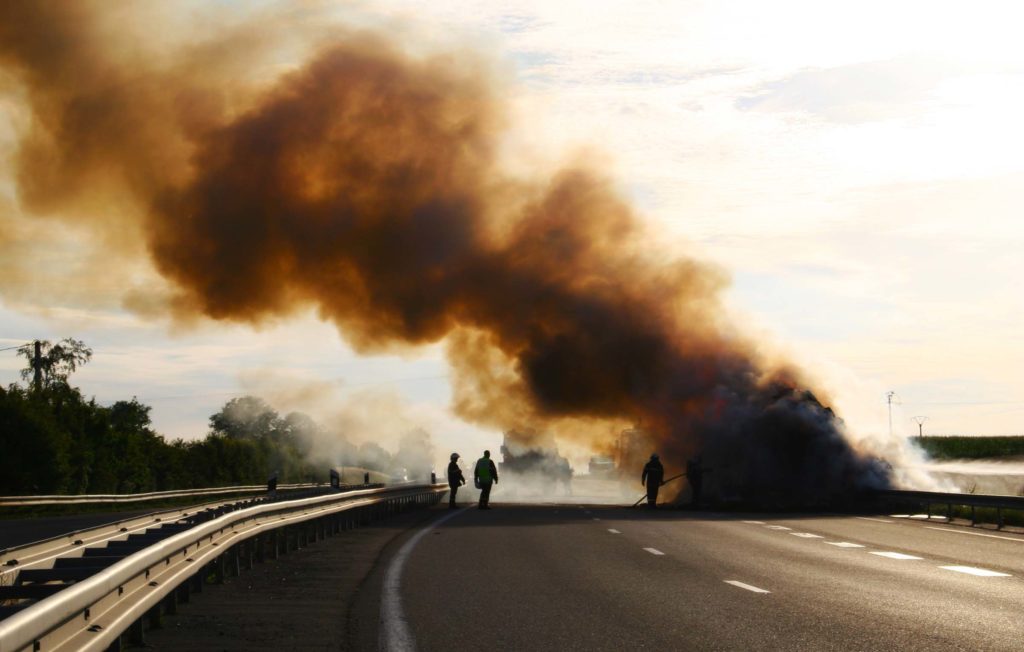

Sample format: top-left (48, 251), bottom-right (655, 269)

top-left (143, 506), bottom-right (442, 651)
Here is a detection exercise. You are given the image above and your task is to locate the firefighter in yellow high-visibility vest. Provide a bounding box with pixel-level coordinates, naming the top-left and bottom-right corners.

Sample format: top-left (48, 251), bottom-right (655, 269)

top-left (474, 450), bottom-right (499, 510)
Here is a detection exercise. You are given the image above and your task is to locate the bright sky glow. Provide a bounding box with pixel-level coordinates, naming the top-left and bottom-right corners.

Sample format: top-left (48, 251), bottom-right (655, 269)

top-left (2, 1), bottom-right (1022, 467)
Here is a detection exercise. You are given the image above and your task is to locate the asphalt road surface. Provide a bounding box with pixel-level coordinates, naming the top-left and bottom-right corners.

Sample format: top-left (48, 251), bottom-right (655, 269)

top-left (361, 504), bottom-right (1024, 651)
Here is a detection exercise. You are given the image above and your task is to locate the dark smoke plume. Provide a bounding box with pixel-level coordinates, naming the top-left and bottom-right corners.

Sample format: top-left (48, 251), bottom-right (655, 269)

top-left (0, 2), bottom-right (891, 504)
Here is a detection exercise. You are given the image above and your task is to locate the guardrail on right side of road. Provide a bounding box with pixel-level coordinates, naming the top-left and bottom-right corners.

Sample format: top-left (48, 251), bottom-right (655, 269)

top-left (874, 489), bottom-right (1024, 528)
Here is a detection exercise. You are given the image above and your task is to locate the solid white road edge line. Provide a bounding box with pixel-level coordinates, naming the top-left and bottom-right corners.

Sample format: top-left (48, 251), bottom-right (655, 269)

top-left (724, 580), bottom-right (770, 594)
top-left (608, 528), bottom-right (622, 534)
top-left (644, 547), bottom-right (665, 555)
top-left (790, 533), bottom-right (824, 538)
top-left (940, 566), bottom-right (1011, 577)
top-left (925, 526), bottom-right (1024, 543)
top-left (856, 517), bottom-right (894, 523)
top-left (380, 508), bottom-right (466, 652)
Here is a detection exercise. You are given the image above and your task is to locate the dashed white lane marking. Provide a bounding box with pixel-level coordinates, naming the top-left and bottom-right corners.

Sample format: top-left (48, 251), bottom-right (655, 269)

top-left (592, 517), bottom-right (601, 521)
top-left (856, 517), bottom-right (894, 524)
top-left (380, 508), bottom-right (466, 652)
top-left (644, 548), bottom-right (665, 556)
top-left (870, 552), bottom-right (923, 560)
top-left (742, 520), bottom-right (766, 525)
top-left (608, 529), bottom-right (621, 534)
top-left (825, 542), bottom-right (865, 548)
top-left (925, 526), bottom-right (1024, 543)
top-left (724, 580), bottom-right (770, 594)
top-left (790, 533), bottom-right (823, 539)
top-left (940, 566), bottom-right (1011, 577)
top-left (765, 525), bottom-right (792, 531)
top-left (584, 510), bottom-right (591, 514)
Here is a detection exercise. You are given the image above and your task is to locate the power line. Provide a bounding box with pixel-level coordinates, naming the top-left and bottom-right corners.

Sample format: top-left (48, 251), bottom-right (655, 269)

top-left (0, 343), bottom-right (30, 352)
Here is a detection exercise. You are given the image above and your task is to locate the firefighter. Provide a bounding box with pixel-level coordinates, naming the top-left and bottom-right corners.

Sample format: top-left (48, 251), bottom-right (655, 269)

top-left (641, 453), bottom-right (664, 508)
top-left (447, 453), bottom-right (466, 509)
top-left (686, 456), bottom-right (705, 506)
top-left (474, 450), bottom-right (499, 510)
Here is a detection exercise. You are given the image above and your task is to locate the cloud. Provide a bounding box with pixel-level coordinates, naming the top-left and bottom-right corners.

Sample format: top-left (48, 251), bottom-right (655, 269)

top-left (737, 56), bottom-right (963, 123)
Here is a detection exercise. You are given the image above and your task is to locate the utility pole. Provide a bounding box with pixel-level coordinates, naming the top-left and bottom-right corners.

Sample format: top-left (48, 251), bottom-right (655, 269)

top-left (32, 340), bottom-right (42, 392)
top-left (911, 416), bottom-right (928, 438)
top-left (886, 391), bottom-right (898, 438)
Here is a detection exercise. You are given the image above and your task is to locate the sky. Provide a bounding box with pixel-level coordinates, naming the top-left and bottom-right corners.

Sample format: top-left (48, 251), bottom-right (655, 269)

top-left (2, 1), bottom-right (1023, 469)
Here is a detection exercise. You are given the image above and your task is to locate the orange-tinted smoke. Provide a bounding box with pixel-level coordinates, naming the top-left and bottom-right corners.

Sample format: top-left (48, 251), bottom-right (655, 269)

top-left (0, 3), bottom-right (890, 503)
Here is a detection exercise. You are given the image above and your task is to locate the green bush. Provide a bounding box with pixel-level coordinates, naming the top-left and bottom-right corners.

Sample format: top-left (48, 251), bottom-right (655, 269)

top-left (914, 436), bottom-right (1024, 460)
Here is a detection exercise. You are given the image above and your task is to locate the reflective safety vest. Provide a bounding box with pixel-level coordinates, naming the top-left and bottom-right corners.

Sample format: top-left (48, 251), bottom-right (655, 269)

top-left (475, 458), bottom-right (492, 482)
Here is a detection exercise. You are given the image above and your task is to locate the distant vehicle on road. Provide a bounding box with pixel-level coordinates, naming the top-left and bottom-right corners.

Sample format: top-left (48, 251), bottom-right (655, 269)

top-left (588, 456), bottom-right (616, 477)
top-left (499, 429), bottom-right (573, 496)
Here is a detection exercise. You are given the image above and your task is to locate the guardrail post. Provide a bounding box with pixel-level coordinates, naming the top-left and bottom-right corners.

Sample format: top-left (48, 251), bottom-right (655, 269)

top-left (971, 505), bottom-right (976, 526)
top-left (256, 533), bottom-right (265, 563)
top-left (926, 502), bottom-right (931, 520)
top-left (243, 539), bottom-right (254, 570)
top-left (178, 582), bottom-right (190, 605)
top-left (163, 589), bottom-right (178, 615)
top-left (997, 507), bottom-right (1004, 530)
top-left (947, 503), bottom-right (953, 522)
top-left (147, 604), bottom-right (162, 630)
top-left (191, 569), bottom-right (204, 594)
top-left (129, 617), bottom-right (145, 646)
top-left (214, 554), bottom-right (226, 584)
top-left (229, 545), bottom-right (241, 577)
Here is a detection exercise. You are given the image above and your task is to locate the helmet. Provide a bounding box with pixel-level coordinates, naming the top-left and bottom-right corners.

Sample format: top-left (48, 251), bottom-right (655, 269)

top-left (650, 453), bottom-right (659, 460)
top-left (450, 452), bottom-right (460, 460)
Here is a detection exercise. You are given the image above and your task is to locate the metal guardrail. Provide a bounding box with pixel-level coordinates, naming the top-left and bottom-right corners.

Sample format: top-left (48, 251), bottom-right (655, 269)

top-left (1, 496), bottom-right (267, 579)
top-left (0, 483), bottom-right (446, 652)
top-left (875, 489), bottom-right (1024, 528)
top-left (0, 483), bottom-right (320, 507)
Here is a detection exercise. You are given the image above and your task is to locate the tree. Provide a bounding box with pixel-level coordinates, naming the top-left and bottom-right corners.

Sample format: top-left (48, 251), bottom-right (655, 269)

top-left (0, 385), bottom-right (71, 493)
top-left (209, 396), bottom-right (280, 442)
top-left (17, 338), bottom-right (93, 390)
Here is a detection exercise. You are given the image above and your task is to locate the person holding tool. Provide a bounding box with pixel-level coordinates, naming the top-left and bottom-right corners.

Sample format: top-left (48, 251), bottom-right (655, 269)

top-left (641, 453), bottom-right (664, 508)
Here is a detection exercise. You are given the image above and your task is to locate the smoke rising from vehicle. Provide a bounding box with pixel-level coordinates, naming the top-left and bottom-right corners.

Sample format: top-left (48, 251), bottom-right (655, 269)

top-left (0, 2), bottom-right (901, 504)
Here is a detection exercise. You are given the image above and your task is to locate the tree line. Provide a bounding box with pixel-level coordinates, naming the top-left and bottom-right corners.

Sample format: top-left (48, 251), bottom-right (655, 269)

top-left (0, 339), bottom-right (425, 495)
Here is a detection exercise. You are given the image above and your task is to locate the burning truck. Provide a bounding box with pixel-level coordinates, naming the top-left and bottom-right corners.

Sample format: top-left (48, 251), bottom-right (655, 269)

top-left (499, 429), bottom-right (573, 497)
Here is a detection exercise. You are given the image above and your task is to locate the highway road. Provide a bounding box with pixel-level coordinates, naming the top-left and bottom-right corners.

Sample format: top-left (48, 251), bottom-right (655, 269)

top-left (361, 504), bottom-right (1024, 651)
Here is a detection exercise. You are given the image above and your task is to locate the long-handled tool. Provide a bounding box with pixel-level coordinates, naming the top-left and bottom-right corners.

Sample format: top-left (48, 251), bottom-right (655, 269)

top-left (631, 472), bottom-right (686, 507)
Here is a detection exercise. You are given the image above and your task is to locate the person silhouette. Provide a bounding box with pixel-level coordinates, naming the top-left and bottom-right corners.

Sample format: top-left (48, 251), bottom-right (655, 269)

top-left (474, 450), bottom-right (499, 510)
top-left (686, 456), bottom-right (705, 506)
top-left (641, 454), bottom-right (664, 508)
top-left (447, 452), bottom-right (466, 509)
